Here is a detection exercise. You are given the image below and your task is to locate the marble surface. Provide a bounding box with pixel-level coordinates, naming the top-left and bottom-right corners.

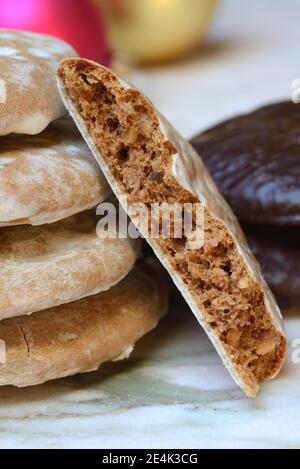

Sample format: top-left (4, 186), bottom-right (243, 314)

top-left (1, 0), bottom-right (300, 449)
top-left (1, 303), bottom-right (299, 449)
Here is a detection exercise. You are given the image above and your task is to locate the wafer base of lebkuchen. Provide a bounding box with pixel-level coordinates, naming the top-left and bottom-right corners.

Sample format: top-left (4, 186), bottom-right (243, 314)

top-left (57, 59), bottom-right (287, 397)
top-left (0, 259), bottom-right (168, 387)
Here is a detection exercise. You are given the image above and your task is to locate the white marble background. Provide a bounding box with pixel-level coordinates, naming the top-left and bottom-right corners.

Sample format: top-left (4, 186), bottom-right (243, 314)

top-left (1, 0), bottom-right (300, 449)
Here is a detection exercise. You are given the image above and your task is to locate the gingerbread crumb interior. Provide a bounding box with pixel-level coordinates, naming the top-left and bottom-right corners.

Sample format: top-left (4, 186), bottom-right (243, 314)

top-left (58, 61), bottom-right (286, 395)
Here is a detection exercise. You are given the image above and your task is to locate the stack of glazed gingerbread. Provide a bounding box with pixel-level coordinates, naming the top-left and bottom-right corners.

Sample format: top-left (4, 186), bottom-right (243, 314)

top-left (191, 102), bottom-right (300, 310)
top-left (0, 30), bottom-right (168, 387)
top-left (0, 30), bottom-right (289, 397)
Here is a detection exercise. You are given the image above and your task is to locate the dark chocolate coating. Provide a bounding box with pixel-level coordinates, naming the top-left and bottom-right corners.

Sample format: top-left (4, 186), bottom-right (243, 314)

top-left (191, 101), bottom-right (300, 226)
top-left (243, 224), bottom-right (300, 308)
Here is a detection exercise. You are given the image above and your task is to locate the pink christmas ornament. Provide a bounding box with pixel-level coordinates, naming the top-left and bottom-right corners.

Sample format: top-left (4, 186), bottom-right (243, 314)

top-left (0, 0), bottom-right (111, 64)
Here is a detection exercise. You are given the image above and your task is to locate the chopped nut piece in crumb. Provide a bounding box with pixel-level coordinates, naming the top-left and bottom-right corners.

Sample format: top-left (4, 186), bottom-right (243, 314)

top-left (227, 328), bottom-right (242, 347)
top-left (124, 127), bottom-right (138, 144)
top-left (238, 277), bottom-right (249, 289)
top-left (256, 330), bottom-right (276, 355)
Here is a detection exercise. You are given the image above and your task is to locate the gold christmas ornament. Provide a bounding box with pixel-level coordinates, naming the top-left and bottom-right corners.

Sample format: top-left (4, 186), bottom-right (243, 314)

top-left (97, 0), bottom-right (219, 64)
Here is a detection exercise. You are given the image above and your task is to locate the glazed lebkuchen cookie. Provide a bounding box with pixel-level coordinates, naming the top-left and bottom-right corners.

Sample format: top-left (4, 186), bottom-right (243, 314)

top-left (0, 260), bottom-right (168, 387)
top-left (0, 209), bottom-right (141, 321)
top-left (0, 117), bottom-right (109, 226)
top-left (57, 59), bottom-right (287, 397)
top-left (0, 29), bottom-right (77, 136)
